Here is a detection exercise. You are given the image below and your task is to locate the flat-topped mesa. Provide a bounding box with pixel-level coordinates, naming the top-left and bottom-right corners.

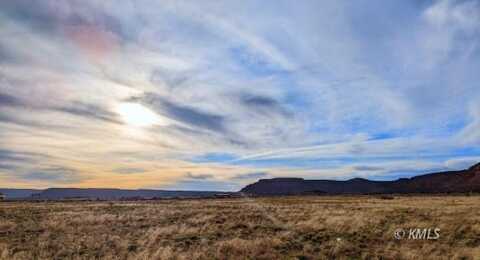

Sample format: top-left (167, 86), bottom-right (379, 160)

top-left (348, 177), bottom-right (370, 182)
top-left (241, 162), bottom-right (480, 195)
top-left (241, 178), bottom-right (309, 195)
top-left (259, 178), bottom-right (304, 182)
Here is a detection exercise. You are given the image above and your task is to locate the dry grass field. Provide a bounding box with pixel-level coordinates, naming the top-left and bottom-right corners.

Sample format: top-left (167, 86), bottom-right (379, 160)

top-left (0, 196), bottom-right (479, 260)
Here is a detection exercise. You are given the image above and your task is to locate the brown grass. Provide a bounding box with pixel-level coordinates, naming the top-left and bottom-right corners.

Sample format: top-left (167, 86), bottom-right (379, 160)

top-left (0, 196), bottom-right (479, 259)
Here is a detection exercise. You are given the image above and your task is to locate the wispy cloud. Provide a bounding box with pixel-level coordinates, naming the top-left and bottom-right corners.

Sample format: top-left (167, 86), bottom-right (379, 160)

top-left (112, 167), bottom-right (147, 174)
top-left (133, 92), bottom-right (228, 133)
top-left (0, 0), bottom-right (479, 190)
top-left (185, 172), bottom-right (214, 180)
top-left (19, 166), bottom-right (84, 184)
top-left (54, 102), bottom-right (120, 124)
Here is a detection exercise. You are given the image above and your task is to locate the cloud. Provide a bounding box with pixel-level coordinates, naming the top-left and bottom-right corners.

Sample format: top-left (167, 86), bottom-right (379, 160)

top-left (424, 0), bottom-right (479, 31)
top-left (65, 24), bottom-right (120, 62)
top-left (132, 92), bottom-right (227, 133)
top-left (150, 69), bottom-right (191, 90)
top-left (0, 0), bottom-right (479, 190)
top-left (112, 167), bottom-right (147, 174)
top-left (239, 93), bottom-right (291, 117)
top-left (190, 153), bottom-right (237, 163)
top-left (19, 167), bottom-right (84, 184)
top-left (54, 102), bottom-right (120, 124)
top-left (0, 94), bottom-right (119, 126)
top-left (0, 1), bottom-right (58, 34)
top-left (353, 166), bottom-right (385, 172)
top-left (240, 94), bottom-right (278, 108)
top-left (419, 0), bottom-right (480, 69)
top-left (0, 93), bottom-right (23, 107)
top-left (444, 157), bottom-right (480, 170)
top-left (458, 103), bottom-right (480, 145)
top-left (0, 163), bottom-right (18, 171)
top-left (185, 172), bottom-right (214, 180)
top-left (0, 149), bottom-right (38, 163)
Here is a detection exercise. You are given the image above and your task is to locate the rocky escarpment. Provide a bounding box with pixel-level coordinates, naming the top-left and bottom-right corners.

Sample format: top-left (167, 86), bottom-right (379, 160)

top-left (241, 163), bottom-right (480, 195)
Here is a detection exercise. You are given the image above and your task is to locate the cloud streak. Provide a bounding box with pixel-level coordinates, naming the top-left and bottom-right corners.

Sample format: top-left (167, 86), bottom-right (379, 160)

top-left (0, 0), bottom-right (479, 190)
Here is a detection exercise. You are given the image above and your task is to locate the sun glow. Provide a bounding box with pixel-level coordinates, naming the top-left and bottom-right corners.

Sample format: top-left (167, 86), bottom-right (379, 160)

top-left (116, 103), bottom-right (161, 127)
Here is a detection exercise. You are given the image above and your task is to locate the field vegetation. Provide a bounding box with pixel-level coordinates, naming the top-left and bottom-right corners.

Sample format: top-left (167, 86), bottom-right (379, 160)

top-left (0, 196), bottom-right (479, 259)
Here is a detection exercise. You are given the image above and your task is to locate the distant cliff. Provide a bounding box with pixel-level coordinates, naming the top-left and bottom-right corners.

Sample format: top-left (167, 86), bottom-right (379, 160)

top-left (241, 163), bottom-right (480, 195)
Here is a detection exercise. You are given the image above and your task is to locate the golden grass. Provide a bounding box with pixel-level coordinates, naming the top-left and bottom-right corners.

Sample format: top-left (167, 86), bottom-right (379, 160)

top-left (0, 196), bottom-right (479, 259)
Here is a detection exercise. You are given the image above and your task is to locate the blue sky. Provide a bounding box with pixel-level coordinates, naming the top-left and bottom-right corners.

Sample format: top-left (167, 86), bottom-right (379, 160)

top-left (0, 0), bottom-right (479, 190)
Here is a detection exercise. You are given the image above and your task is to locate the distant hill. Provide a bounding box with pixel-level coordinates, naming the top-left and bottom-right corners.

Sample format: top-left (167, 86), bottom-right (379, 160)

top-left (241, 163), bottom-right (480, 195)
top-left (0, 189), bottom-right (42, 199)
top-left (30, 188), bottom-right (228, 200)
top-left (3, 163), bottom-right (480, 199)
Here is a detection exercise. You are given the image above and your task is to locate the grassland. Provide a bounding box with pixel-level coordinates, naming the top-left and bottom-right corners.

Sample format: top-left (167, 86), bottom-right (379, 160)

top-left (0, 195), bottom-right (479, 259)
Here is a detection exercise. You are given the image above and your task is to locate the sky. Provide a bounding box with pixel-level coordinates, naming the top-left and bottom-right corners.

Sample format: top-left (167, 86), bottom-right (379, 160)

top-left (0, 0), bottom-right (479, 191)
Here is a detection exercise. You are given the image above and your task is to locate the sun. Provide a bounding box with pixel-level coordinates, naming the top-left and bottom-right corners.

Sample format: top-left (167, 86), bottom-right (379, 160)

top-left (116, 103), bottom-right (161, 127)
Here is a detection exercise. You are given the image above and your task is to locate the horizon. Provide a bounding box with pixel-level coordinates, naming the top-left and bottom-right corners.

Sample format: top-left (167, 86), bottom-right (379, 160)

top-left (1, 0), bottom-right (480, 191)
top-left (1, 160), bottom-right (480, 191)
